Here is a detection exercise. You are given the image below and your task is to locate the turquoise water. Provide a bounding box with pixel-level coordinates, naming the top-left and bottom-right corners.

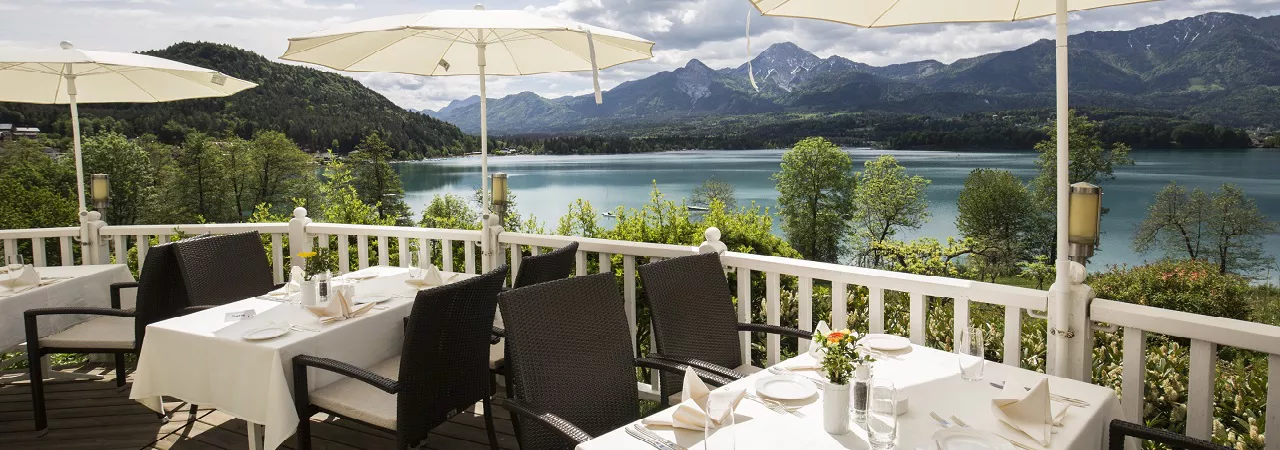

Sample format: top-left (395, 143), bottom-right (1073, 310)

top-left (395, 148), bottom-right (1280, 280)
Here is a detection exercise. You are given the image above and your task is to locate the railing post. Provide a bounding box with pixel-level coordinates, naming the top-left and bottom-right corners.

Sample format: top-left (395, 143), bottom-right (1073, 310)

top-left (83, 211), bottom-right (108, 265)
top-left (288, 207), bottom-right (312, 269)
top-left (1047, 260), bottom-right (1094, 381)
top-left (698, 227), bottom-right (727, 255)
top-left (481, 213), bottom-right (502, 273)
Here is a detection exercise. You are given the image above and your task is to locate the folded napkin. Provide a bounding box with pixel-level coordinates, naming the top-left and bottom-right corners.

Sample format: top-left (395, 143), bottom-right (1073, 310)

top-left (642, 367), bottom-right (746, 430)
top-left (305, 285), bottom-right (375, 324)
top-left (411, 265), bottom-right (446, 287)
top-left (0, 265), bottom-right (40, 292)
top-left (805, 320), bottom-right (832, 360)
top-left (991, 378), bottom-right (1070, 446)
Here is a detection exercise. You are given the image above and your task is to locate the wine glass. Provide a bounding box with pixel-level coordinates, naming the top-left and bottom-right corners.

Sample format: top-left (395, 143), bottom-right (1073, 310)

top-left (409, 254), bottom-right (425, 280)
top-left (867, 379), bottom-right (898, 450)
top-left (957, 327), bottom-right (986, 381)
top-left (703, 395), bottom-right (735, 450)
top-left (6, 255), bottom-right (24, 283)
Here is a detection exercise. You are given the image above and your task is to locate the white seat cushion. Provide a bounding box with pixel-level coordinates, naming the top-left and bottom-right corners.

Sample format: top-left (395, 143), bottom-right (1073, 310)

top-left (39, 316), bottom-right (134, 350)
top-left (309, 355), bottom-right (400, 430)
top-left (490, 340), bottom-right (504, 370)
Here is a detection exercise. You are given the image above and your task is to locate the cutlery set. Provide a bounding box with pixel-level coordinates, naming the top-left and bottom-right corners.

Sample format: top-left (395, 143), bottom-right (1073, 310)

top-left (930, 411), bottom-right (1041, 450)
top-left (766, 365), bottom-right (825, 387)
top-left (989, 382), bottom-right (1090, 407)
top-left (624, 424), bottom-right (688, 450)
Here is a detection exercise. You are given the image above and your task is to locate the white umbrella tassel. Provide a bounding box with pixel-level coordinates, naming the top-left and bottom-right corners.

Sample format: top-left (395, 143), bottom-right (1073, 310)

top-left (477, 40), bottom-right (490, 215)
top-left (746, 10), bottom-right (759, 91)
top-left (1051, 0), bottom-right (1072, 377)
top-left (585, 28), bottom-right (602, 104)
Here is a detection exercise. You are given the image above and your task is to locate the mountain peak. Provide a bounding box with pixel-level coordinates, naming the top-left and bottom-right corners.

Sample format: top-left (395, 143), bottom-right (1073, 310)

top-left (684, 58), bottom-right (712, 71)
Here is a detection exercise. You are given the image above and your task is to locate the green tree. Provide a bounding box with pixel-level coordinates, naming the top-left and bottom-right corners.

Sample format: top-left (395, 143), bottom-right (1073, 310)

top-left (872, 237), bottom-right (974, 277)
top-left (349, 132), bottom-right (411, 225)
top-left (0, 140), bottom-right (77, 230)
top-left (557, 199), bottom-right (603, 238)
top-left (1133, 181), bottom-right (1211, 261)
top-left (773, 137), bottom-right (856, 263)
top-left (420, 194), bottom-right (481, 230)
top-left (247, 130), bottom-right (318, 215)
top-left (956, 169), bottom-right (1036, 280)
top-left (1206, 184), bottom-right (1277, 277)
top-left (80, 132), bottom-right (153, 225)
top-left (316, 160), bottom-right (394, 226)
top-left (852, 155), bottom-right (930, 268)
top-left (178, 132), bottom-right (232, 222)
top-left (1017, 255), bottom-right (1056, 290)
top-left (691, 177), bottom-right (737, 209)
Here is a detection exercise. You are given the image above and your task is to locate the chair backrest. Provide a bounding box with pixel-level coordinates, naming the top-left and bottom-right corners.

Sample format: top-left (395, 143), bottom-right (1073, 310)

top-left (133, 237), bottom-right (204, 348)
top-left (1108, 419), bottom-right (1228, 450)
top-left (499, 272), bottom-right (639, 450)
top-left (396, 265), bottom-right (509, 449)
top-left (513, 242), bottom-right (579, 289)
top-left (637, 252), bottom-right (742, 370)
top-left (173, 231), bottom-right (276, 307)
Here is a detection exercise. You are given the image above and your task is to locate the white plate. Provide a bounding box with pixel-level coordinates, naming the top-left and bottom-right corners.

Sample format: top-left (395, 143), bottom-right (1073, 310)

top-left (754, 375), bottom-right (818, 401)
top-left (355, 295), bottom-right (392, 304)
top-left (858, 333), bottom-right (912, 351)
top-left (930, 428), bottom-right (1016, 450)
top-left (242, 326), bottom-right (289, 341)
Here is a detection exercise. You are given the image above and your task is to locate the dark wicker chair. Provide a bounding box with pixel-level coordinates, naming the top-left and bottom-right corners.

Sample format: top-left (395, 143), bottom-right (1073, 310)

top-left (292, 265), bottom-right (510, 450)
top-left (638, 252), bottom-right (813, 403)
top-left (24, 237), bottom-right (198, 434)
top-left (490, 242), bottom-right (580, 395)
top-left (498, 272), bottom-right (735, 450)
top-left (1108, 420), bottom-right (1228, 450)
top-left (173, 231), bottom-right (277, 309)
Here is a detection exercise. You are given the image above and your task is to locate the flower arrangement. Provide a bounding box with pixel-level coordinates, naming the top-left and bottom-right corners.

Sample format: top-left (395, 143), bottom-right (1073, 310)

top-left (813, 328), bottom-right (875, 385)
top-left (297, 250), bottom-right (333, 280)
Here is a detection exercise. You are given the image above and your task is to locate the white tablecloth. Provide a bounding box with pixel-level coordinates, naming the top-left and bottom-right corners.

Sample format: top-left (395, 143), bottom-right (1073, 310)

top-left (0, 265), bottom-right (136, 350)
top-left (129, 266), bottom-right (472, 450)
top-left (578, 345), bottom-right (1123, 450)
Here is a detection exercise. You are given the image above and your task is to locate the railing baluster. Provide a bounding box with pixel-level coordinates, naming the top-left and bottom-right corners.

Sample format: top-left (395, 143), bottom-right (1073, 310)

top-left (442, 239), bottom-right (453, 272)
top-left (798, 276), bottom-right (813, 352)
top-left (1003, 307), bottom-right (1023, 367)
top-left (271, 233), bottom-right (284, 284)
top-left (337, 235), bottom-right (350, 274)
top-left (598, 252), bottom-right (611, 275)
top-left (1267, 354), bottom-right (1280, 450)
top-left (3, 239), bottom-right (16, 264)
top-left (575, 250), bottom-right (587, 276)
top-left (509, 244), bottom-right (520, 284)
top-left (58, 236), bottom-right (72, 266)
top-left (868, 286), bottom-right (885, 334)
top-left (464, 241), bottom-right (476, 274)
top-left (420, 238), bottom-right (432, 269)
top-left (623, 256), bottom-right (637, 356)
top-left (398, 237), bottom-right (409, 268)
top-left (1187, 339), bottom-right (1216, 440)
top-left (831, 282), bottom-right (847, 330)
top-left (112, 235), bottom-right (125, 267)
top-left (765, 271), bottom-right (781, 366)
top-left (317, 234), bottom-right (329, 252)
top-left (136, 235), bottom-right (149, 272)
top-left (31, 238), bottom-right (46, 267)
top-left (909, 292), bottom-right (926, 345)
top-left (737, 267), bottom-right (751, 365)
top-left (357, 235), bottom-right (370, 269)
top-left (377, 236), bottom-right (389, 267)
top-left (1121, 327), bottom-right (1146, 430)
top-left (954, 296), bottom-right (970, 352)
top-left (158, 234), bottom-right (170, 245)
top-left (529, 246), bottom-right (541, 256)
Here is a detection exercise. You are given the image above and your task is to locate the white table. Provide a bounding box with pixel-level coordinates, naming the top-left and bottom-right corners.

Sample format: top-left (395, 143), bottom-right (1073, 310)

top-left (579, 345), bottom-right (1124, 450)
top-left (129, 266), bottom-right (473, 450)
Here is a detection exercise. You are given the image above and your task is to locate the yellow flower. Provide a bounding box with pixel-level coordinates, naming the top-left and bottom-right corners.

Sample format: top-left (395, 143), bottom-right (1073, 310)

top-left (297, 251), bottom-right (317, 258)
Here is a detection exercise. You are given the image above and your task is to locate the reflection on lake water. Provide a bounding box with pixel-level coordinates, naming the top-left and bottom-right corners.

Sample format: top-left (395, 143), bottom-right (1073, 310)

top-left (395, 148), bottom-right (1280, 281)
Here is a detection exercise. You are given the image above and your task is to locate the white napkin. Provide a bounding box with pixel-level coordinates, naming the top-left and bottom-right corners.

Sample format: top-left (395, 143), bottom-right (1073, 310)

top-left (991, 378), bottom-right (1070, 446)
top-left (642, 367), bottom-right (746, 430)
top-left (305, 284), bottom-right (375, 324)
top-left (411, 265), bottom-right (445, 287)
top-left (0, 265), bottom-right (40, 292)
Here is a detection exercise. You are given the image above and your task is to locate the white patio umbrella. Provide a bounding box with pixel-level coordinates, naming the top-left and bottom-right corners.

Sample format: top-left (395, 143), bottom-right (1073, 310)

top-left (281, 4), bottom-right (654, 214)
top-left (0, 41), bottom-right (258, 215)
top-left (747, 0), bottom-right (1160, 378)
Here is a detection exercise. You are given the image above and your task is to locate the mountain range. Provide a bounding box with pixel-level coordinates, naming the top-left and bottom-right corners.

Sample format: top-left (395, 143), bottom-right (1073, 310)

top-left (422, 12), bottom-right (1280, 135)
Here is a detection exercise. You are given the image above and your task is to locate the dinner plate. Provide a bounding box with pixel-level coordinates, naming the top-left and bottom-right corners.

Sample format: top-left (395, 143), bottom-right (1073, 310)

top-left (242, 326), bottom-right (289, 341)
top-left (754, 375), bottom-right (818, 401)
top-left (354, 295), bottom-right (392, 304)
top-left (858, 333), bottom-right (912, 351)
top-left (930, 428), bottom-right (1016, 450)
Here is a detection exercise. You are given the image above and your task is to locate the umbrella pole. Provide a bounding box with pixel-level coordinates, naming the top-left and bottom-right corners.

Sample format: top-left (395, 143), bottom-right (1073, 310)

top-left (66, 74), bottom-right (86, 214)
top-left (477, 41), bottom-right (490, 216)
top-left (1051, 0), bottom-right (1072, 378)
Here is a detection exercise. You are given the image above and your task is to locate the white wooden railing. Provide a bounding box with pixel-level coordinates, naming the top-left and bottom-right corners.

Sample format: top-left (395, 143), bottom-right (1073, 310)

top-left (0, 227), bottom-right (81, 267)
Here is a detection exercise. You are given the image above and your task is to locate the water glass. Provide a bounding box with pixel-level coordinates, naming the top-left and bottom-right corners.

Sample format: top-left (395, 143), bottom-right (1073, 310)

top-left (703, 396), bottom-right (736, 450)
top-left (867, 379), bottom-right (897, 449)
top-left (409, 255), bottom-right (425, 279)
top-left (957, 327), bottom-right (986, 381)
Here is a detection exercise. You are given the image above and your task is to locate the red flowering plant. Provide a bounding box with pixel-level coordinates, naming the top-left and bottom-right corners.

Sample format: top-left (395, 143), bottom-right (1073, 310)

top-left (813, 328), bottom-right (875, 385)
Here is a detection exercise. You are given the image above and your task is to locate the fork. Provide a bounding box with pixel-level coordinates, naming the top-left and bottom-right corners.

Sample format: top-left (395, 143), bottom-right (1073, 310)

top-left (989, 382), bottom-right (1090, 407)
top-left (949, 415), bottom-right (1042, 450)
top-left (624, 426), bottom-right (671, 450)
top-left (767, 365), bottom-right (825, 387)
top-left (630, 425), bottom-right (688, 450)
top-left (747, 393), bottom-right (805, 417)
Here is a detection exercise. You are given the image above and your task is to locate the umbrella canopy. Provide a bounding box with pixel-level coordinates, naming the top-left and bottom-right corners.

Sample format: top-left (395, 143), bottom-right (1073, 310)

top-left (745, 0), bottom-right (1159, 381)
top-left (281, 5), bottom-right (654, 220)
top-left (0, 42), bottom-right (257, 215)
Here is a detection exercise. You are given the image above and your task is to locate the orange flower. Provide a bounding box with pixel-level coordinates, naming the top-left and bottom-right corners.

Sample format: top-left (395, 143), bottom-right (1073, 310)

top-left (826, 331), bottom-right (847, 344)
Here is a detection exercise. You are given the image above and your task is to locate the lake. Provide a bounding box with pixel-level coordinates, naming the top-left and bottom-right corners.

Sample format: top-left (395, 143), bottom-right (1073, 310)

top-left (395, 148), bottom-right (1280, 281)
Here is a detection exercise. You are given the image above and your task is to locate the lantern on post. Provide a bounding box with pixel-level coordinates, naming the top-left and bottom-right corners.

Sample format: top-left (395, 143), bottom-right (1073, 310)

top-left (491, 172), bottom-right (508, 224)
top-left (90, 173), bottom-right (110, 211)
top-left (1067, 182), bottom-right (1102, 263)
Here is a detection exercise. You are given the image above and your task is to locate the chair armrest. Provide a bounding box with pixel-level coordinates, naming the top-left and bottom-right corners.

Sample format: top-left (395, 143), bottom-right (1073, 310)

top-left (503, 398), bottom-right (592, 445)
top-left (737, 323), bottom-right (813, 340)
top-left (110, 282), bottom-right (139, 309)
top-left (25, 307), bottom-right (136, 319)
top-left (292, 355), bottom-right (398, 394)
top-left (1107, 419), bottom-right (1228, 450)
top-left (646, 355), bottom-right (746, 381)
top-left (636, 356), bottom-right (735, 387)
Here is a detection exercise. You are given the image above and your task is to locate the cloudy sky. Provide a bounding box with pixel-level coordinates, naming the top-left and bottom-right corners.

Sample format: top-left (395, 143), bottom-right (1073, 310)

top-left (3, 0), bottom-right (1280, 110)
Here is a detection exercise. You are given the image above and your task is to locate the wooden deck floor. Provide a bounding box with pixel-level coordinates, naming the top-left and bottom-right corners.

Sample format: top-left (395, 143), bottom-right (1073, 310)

top-left (0, 363), bottom-right (519, 450)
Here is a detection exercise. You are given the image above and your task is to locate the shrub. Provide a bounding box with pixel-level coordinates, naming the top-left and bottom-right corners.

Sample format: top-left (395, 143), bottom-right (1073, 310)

top-left (1090, 259), bottom-right (1252, 321)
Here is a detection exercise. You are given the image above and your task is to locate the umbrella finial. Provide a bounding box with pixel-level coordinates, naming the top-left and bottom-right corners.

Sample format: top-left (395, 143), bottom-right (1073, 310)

top-left (60, 41), bottom-right (74, 50)
top-left (474, 4), bottom-right (484, 10)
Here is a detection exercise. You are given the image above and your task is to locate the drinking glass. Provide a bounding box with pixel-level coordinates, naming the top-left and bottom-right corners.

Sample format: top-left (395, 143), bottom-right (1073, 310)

top-left (866, 379), bottom-right (897, 450)
top-left (6, 255), bottom-right (24, 282)
top-left (957, 327), bottom-right (986, 381)
top-left (703, 395), bottom-right (735, 450)
top-left (409, 254), bottom-right (425, 279)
